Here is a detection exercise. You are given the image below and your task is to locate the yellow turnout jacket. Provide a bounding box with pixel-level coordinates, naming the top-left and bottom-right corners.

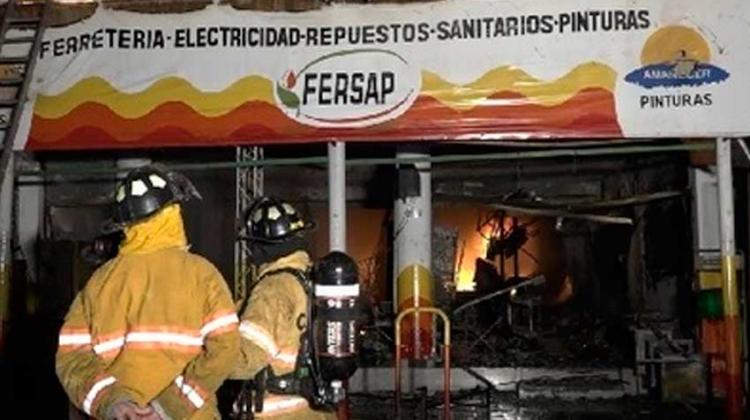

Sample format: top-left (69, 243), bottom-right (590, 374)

top-left (234, 251), bottom-right (335, 419)
top-left (56, 204), bottom-right (240, 420)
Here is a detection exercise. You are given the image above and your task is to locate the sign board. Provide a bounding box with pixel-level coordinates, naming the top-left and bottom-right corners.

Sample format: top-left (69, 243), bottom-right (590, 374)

top-left (15, 0), bottom-right (750, 150)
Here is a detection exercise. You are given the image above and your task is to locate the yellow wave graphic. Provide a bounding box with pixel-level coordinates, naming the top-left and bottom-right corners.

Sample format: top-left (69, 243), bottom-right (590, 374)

top-left (35, 62), bottom-right (615, 119)
top-left (421, 62), bottom-right (616, 110)
top-left (35, 76), bottom-right (276, 119)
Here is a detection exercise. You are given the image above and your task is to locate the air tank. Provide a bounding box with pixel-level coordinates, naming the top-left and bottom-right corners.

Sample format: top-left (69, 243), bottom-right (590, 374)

top-left (313, 251), bottom-right (361, 382)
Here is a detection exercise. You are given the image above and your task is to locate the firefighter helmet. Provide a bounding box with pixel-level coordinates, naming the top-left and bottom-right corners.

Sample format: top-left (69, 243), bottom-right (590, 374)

top-left (103, 165), bottom-right (201, 232)
top-left (242, 197), bottom-right (313, 243)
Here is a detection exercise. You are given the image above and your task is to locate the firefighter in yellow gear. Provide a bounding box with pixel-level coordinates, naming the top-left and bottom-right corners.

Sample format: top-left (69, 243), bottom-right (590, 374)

top-left (56, 166), bottom-right (240, 420)
top-left (232, 197), bottom-right (335, 419)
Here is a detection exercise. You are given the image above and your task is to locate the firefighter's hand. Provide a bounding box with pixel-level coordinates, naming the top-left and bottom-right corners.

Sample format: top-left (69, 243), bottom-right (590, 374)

top-left (135, 405), bottom-right (162, 420)
top-left (107, 401), bottom-right (147, 420)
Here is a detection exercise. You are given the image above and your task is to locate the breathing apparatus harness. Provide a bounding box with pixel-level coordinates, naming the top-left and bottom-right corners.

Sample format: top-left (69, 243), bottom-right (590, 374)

top-left (234, 198), bottom-right (360, 418)
top-left (234, 253), bottom-right (360, 418)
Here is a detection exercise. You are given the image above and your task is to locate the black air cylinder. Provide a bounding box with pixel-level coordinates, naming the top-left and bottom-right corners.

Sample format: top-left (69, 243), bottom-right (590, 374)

top-left (313, 251), bottom-right (361, 382)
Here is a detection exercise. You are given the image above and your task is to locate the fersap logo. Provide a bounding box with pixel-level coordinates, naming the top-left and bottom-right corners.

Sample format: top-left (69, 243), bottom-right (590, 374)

top-left (275, 49), bottom-right (419, 127)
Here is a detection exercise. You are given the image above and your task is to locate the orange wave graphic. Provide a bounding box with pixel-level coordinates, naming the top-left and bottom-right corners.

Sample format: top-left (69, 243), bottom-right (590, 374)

top-left (28, 87), bottom-right (621, 149)
top-left (34, 62), bottom-right (617, 119)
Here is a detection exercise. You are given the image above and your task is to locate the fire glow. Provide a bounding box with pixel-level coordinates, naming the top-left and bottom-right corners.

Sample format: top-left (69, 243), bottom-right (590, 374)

top-left (436, 206), bottom-right (540, 291)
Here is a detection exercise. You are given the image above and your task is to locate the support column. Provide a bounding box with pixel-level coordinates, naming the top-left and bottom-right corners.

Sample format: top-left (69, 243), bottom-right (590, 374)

top-left (0, 153), bottom-right (13, 352)
top-left (328, 142), bottom-right (346, 252)
top-left (16, 161), bottom-right (42, 284)
top-left (116, 158), bottom-right (151, 173)
top-left (394, 151), bottom-right (433, 360)
top-left (717, 138), bottom-right (743, 419)
top-left (328, 142), bottom-right (350, 420)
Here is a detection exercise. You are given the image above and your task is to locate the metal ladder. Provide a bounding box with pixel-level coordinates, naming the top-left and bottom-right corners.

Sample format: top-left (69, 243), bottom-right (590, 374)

top-left (0, 0), bottom-right (49, 187)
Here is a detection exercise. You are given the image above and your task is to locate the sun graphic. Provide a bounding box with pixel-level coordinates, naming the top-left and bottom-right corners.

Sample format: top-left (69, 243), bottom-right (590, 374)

top-left (640, 25), bottom-right (711, 66)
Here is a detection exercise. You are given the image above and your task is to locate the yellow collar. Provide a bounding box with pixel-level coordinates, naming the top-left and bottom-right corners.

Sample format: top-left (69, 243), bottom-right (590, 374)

top-left (258, 250), bottom-right (312, 279)
top-left (119, 204), bottom-right (188, 255)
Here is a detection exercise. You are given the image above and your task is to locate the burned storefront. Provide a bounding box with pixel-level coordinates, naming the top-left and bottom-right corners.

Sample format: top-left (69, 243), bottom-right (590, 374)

top-left (0, 0), bottom-right (749, 419)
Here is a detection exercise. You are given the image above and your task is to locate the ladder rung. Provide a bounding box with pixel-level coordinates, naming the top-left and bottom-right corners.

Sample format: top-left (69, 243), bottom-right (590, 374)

top-left (8, 17), bottom-right (41, 25)
top-left (4, 36), bottom-right (36, 44)
top-left (0, 99), bottom-right (19, 107)
top-left (8, 23), bottom-right (40, 30)
top-left (0, 77), bottom-right (23, 86)
top-left (0, 124), bottom-right (9, 130)
top-left (0, 56), bottom-right (28, 64)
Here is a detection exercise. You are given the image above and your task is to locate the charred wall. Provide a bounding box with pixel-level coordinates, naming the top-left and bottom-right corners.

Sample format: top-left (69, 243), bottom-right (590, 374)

top-left (259, 146), bottom-right (695, 345)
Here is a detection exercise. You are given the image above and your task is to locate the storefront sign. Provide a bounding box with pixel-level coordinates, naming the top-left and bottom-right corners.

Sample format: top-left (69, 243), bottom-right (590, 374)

top-left (15, 0), bottom-right (750, 150)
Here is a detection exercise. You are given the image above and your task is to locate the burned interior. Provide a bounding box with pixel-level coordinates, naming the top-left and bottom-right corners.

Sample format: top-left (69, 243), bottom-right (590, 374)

top-left (0, 1), bottom-right (748, 419)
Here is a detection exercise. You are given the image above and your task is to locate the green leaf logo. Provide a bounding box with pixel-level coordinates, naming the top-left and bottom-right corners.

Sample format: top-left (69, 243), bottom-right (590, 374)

top-left (277, 69), bottom-right (300, 111)
top-left (277, 84), bottom-right (300, 110)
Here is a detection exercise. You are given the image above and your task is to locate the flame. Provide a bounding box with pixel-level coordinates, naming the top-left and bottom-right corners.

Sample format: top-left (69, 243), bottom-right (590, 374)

top-left (552, 275), bottom-right (574, 304)
top-left (453, 223), bottom-right (491, 291)
top-left (455, 268), bottom-right (476, 291)
top-left (446, 209), bottom-right (539, 291)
